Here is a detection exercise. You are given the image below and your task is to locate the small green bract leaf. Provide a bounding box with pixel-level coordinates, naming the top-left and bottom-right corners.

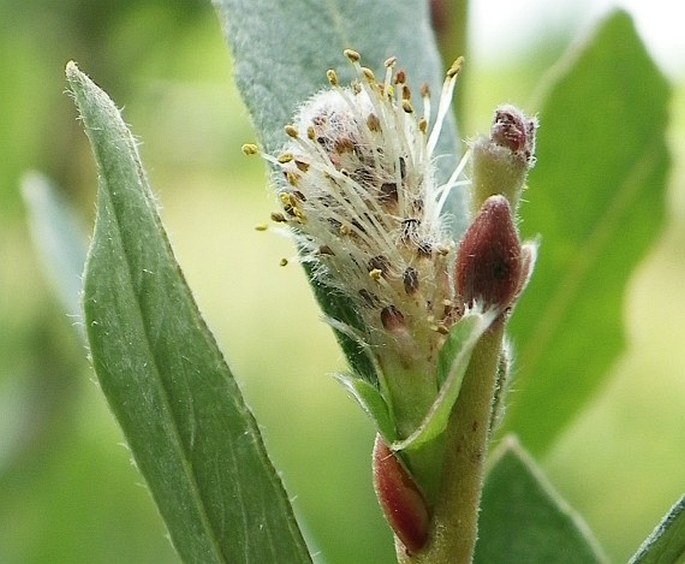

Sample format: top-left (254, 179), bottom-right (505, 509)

top-left (391, 307), bottom-right (497, 452)
top-left (66, 62), bottom-right (311, 564)
top-left (506, 9), bottom-right (671, 454)
top-left (629, 496), bottom-right (685, 564)
top-left (335, 374), bottom-right (396, 443)
top-left (476, 436), bottom-right (607, 564)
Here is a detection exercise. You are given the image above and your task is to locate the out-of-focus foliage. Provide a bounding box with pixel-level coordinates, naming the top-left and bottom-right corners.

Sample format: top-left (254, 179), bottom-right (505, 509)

top-left (505, 11), bottom-right (671, 455)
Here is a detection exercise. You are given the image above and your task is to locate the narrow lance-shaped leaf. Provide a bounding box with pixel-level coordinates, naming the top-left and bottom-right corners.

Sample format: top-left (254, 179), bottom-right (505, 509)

top-left (67, 62), bottom-right (311, 564)
top-left (629, 496), bottom-right (685, 564)
top-left (211, 0), bottom-right (465, 385)
top-left (476, 436), bottom-right (607, 564)
top-left (505, 10), bottom-right (671, 454)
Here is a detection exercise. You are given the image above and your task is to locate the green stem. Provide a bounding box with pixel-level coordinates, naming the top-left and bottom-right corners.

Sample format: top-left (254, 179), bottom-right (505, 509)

top-left (399, 321), bottom-right (504, 563)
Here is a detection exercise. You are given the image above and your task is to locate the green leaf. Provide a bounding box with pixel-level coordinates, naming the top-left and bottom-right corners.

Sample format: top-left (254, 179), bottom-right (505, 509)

top-left (211, 0), bottom-right (465, 385)
top-left (66, 62), bottom-right (311, 564)
top-left (476, 436), bottom-right (607, 564)
top-left (211, 0), bottom-right (458, 161)
top-left (630, 496), bottom-right (685, 564)
top-left (391, 308), bottom-right (497, 452)
top-left (505, 10), bottom-right (671, 454)
top-left (21, 172), bottom-right (87, 331)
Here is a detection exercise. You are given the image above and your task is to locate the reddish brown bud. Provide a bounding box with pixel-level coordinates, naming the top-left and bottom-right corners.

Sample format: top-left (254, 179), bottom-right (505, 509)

top-left (456, 195), bottom-right (522, 308)
top-left (490, 105), bottom-right (538, 165)
top-left (470, 105), bottom-right (537, 211)
top-left (372, 435), bottom-right (430, 554)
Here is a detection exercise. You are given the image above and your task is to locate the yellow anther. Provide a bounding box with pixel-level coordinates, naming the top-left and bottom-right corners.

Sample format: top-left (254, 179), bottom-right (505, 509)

top-left (241, 143), bottom-right (259, 156)
top-left (418, 117), bottom-right (428, 134)
top-left (295, 160), bottom-right (310, 173)
top-left (402, 100), bottom-right (414, 114)
top-left (327, 69), bottom-right (339, 87)
top-left (254, 224), bottom-right (268, 232)
top-left (447, 56), bottom-right (465, 79)
top-left (278, 153), bottom-right (294, 164)
top-left (344, 48), bottom-right (361, 63)
top-left (270, 212), bottom-right (287, 223)
top-left (284, 125), bottom-right (299, 138)
top-left (369, 268), bottom-right (383, 281)
top-left (361, 67), bottom-right (376, 83)
top-left (307, 126), bottom-right (316, 140)
top-left (293, 208), bottom-right (306, 223)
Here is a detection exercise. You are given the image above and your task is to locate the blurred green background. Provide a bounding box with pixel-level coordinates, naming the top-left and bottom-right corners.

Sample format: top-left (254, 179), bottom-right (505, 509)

top-left (1, 1), bottom-right (684, 562)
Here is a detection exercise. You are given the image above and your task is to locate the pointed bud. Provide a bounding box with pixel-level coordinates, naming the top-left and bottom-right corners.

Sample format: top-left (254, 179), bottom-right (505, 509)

top-left (373, 435), bottom-right (430, 554)
top-left (456, 195), bottom-right (522, 309)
